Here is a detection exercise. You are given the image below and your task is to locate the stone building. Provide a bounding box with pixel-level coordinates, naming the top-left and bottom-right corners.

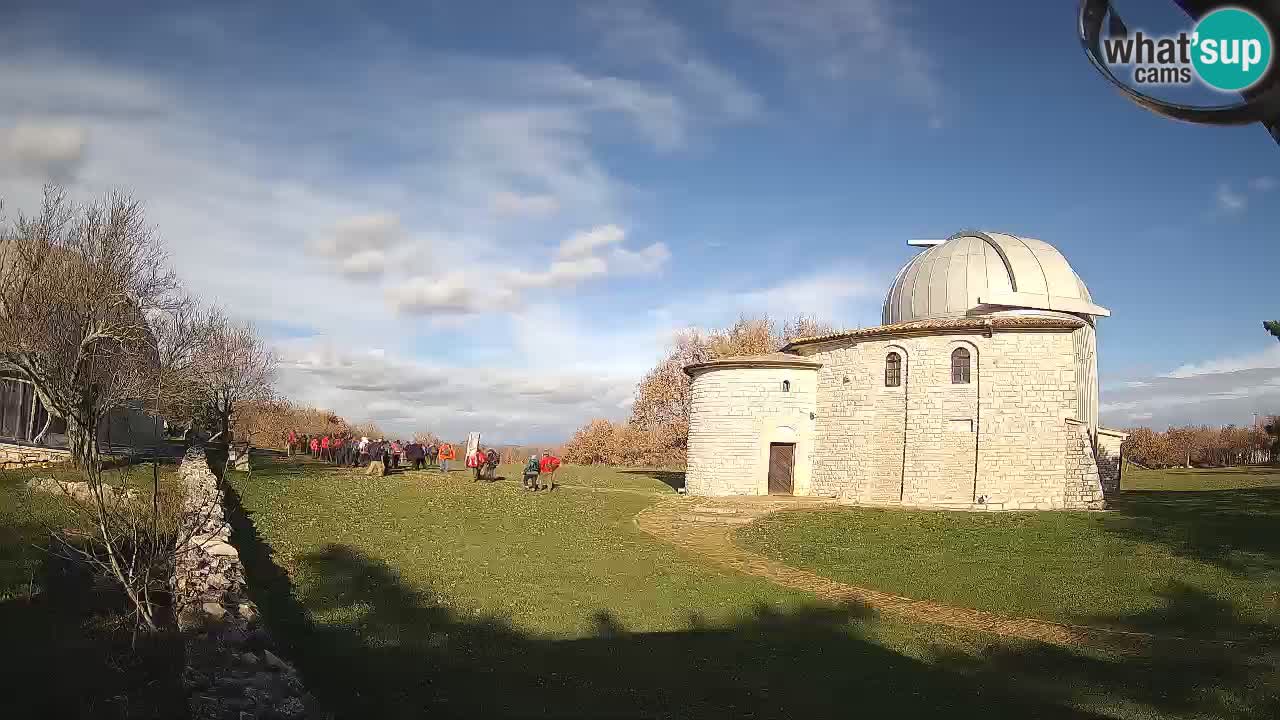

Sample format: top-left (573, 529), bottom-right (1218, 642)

top-left (684, 230), bottom-right (1127, 510)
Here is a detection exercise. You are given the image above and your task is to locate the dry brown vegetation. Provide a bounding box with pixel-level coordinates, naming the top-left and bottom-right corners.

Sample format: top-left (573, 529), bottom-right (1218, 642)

top-left (1121, 422), bottom-right (1275, 469)
top-left (564, 315), bottom-right (831, 467)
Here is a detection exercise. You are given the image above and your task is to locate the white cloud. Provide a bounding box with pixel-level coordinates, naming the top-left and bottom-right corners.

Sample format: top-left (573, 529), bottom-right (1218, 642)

top-left (385, 273), bottom-right (520, 315)
top-left (275, 338), bottom-right (639, 442)
top-left (3, 120), bottom-right (88, 183)
top-left (611, 242), bottom-right (671, 275)
top-left (726, 0), bottom-right (942, 125)
top-left (1160, 345), bottom-right (1280, 378)
top-left (313, 214), bottom-right (404, 256)
top-left (583, 1), bottom-right (763, 123)
top-left (1216, 182), bottom-right (1246, 212)
top-left (340, 249), bottom-right (388, 279)
top-left (1250, 176), bottom-right (1276, 192)
top-left (1101, 346), bottom-right (1280, 428)
top-left (491, 190), bottom-right (559, 217)
top-left (557, 224), bottom-right (626, 260)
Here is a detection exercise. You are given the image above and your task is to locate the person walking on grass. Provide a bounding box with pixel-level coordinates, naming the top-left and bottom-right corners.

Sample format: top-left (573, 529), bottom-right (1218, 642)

top-left (484, 448), bottom-right (499, 481)
top-left (310, 436), bottom-right (319, 457)
top-left (538, 451), bottom-right (561, 491)
top-left (522, 454), bottom-right (540, 490)
top-left (390, 439), bottom-right (403, 470)
top-left (427, 443), bottom-right (439, 469)
top-left (320, 434), bottom-right (330, 462)
top-left (438, 442), bottom-right (455, 472)
top-left (287, 429), bottom-right (297, 457)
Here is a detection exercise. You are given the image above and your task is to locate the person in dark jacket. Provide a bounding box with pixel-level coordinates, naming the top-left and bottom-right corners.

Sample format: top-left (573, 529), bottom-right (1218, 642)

top-left (427, 443), bottom-right (439, 469)
top-left (484, 448), bottom-right (499, 481)
top-left (405, 441), bottom-right (426, 470)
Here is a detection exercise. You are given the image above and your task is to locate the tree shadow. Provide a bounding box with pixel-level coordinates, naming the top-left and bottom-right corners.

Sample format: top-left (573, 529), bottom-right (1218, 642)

top-left (230, 537), bottom-right (1118, 719)
top-left (934, 581), bottom-right (1280, 719)
top-left (620, 469), bottom-right (686, 492)
top-left (1103, 487), bottom-right (1280, 576)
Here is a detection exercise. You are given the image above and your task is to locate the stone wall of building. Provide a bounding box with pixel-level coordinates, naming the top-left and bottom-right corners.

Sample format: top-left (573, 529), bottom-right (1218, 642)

top-left (686, 366), bottom-right (817, 495)
top-left (1064, 422), bottom-right (1108, 510)
top-left (173, 447), bottom-right (324, 720)
top-left (0, 441), bottom-right (70, 469)
top-left (802, 327), bottom-right (1093, 509)
top-left (1096, 427), bottom-right (1127, 494)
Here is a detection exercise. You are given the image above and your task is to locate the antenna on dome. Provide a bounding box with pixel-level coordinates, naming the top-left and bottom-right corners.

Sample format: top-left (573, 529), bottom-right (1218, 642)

top-left (907, 238), bottom-right (946, 247)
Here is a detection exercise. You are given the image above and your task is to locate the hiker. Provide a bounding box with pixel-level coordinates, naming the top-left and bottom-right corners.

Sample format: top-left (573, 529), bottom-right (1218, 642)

top-left (390, 439), bottom-right (403, 470)
top-left (405, 440), bottom-right (426, 470)
top-left (438, 442), bottom-right (455, 472)
top-left (427, 443), bottom-right (439, 469)
top-left (522, 454), bottom-right (540, 490)
top-left (366, 442), bottom-right (387, 477)
top-left (287, 429), bottom-right (297, 457)
top-left (320, 434), bottom-right (330, 462)
top-left (309, 436), bottom-right (319, 457)
top-left (538, 451), bottom-right (561, 491)
top-left (358, 436), bottom-right (370, 466)
top-left (467, 447), bottom-right (485, 482)
top-left (484, 448), bottom-right (499, 481)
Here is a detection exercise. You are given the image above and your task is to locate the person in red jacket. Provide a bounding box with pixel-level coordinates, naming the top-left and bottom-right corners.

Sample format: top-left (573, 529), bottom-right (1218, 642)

top-left (310, 436), bottom-right (319, 457)
top-left (287, 429), bottom-right (297, 457)
top-left (320, 435), bottom-right (330, 462)
top-left (537, 451), bottom-right (561, 491)
top-left (466, 447), bottom-right (485, 482)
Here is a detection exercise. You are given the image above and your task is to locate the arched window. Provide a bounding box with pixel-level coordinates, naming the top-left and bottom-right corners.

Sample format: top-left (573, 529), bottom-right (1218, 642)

top-left (951, 347), bottom-right (971, 384)
top-left (782, 380), bottom-right (791, 392)
top-left (884, 352), bottom-right (902, 387)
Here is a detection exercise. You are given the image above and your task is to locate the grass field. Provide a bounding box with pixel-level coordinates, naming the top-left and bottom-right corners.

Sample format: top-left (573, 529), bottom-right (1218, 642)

top-left (0, 459), bottom-right (185, 719)
top-left (739, 464), bottom-right (1280, 641)
top-left (226, 456), bottom-right (1280, 719)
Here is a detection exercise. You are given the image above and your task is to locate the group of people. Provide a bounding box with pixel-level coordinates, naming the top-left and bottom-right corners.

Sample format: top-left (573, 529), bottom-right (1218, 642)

top-left (284, 430), bottom-right (559, 488)
top-left (286, 430), bottom-right (462, 475)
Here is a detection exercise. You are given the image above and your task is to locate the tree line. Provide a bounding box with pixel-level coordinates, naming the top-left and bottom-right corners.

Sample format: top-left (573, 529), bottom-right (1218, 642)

top-left (1121, 423), bottom-right (1275, 469)
top-left (563, 315), bottom-right (831, 467)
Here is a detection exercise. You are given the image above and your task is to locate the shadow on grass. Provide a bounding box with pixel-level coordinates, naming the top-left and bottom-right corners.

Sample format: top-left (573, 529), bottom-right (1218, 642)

top-left (620, 469), bottom-right (686, 492)
top-left (222, 477), bottom-right (1280, 719)
top-left (1104, 487), bottom-right (1280, 576)
top-left (0, 529), bottom-right (185, 719)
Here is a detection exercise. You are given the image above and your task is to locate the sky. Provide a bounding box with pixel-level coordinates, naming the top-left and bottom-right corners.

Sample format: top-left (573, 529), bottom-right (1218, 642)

top-left (1, 0), bottom-right (1277, 443)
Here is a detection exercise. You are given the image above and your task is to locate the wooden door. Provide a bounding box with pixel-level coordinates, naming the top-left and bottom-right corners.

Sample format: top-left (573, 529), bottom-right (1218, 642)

top-left (768, 443), bottom-right (795, 495)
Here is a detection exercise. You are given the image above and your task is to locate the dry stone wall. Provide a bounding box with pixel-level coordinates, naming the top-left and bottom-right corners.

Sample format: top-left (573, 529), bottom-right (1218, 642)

top-left (173, 447), bottom-right (325, 720)
top-left (0, 441), bottom-right (70, 469)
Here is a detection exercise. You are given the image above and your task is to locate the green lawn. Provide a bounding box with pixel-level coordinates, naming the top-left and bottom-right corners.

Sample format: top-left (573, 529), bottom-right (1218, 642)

top-left (0, 459), bottom-right (185, 719)
top-left (227, 456), bottom-right (1280, 719)
top-left (738, 464), bottom-right (1280, 643)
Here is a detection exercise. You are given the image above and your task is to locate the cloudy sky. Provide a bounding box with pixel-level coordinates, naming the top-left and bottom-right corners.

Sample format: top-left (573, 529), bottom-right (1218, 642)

top-left (1, 1), bottom-right (1277, 442)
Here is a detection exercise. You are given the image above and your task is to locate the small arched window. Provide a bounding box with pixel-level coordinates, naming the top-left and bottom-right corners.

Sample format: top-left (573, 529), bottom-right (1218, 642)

top-left (951, 347), bottom-right (971, 384)
top-left (885, 352), bottom-right (902, 387)
top-left (782, 380), bottom-right (791, 392)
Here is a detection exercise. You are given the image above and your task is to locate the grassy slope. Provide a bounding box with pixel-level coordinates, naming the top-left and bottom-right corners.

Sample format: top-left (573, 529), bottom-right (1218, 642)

top-left (738, 464), bottom-right (1280, 639)
top-left (0, 460), bottom-right (185, 719)
top-left (230, 457), bottom-right (1280, 719)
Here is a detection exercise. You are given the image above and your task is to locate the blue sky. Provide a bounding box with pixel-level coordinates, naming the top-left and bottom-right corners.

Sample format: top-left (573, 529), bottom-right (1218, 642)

top-left (1, 0), bottom-right (1277, 441)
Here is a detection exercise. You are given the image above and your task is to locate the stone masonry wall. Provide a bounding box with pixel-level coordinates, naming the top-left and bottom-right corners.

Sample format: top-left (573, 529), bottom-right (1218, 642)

top-left (1064, 422), bottom-right (1108, 510)
top-left (0, 441), bottom-right (70, 469)
top-left (806, 328), bottom-right (1090, 509)
top-left (173, 447), bottom-right (325, 720)
top-left (686, 366), bottom-right (817, 495)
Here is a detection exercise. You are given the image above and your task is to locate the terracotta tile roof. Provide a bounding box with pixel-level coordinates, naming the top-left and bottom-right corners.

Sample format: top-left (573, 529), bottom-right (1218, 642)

top-left (684, 351), bottom-right (823, 376)
top-left (782, 315), bottom-right (1084, 350)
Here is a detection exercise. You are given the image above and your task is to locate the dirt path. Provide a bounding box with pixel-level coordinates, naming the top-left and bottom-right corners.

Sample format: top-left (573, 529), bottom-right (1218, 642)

top-left (635, 495), bottom-right (1192, 655)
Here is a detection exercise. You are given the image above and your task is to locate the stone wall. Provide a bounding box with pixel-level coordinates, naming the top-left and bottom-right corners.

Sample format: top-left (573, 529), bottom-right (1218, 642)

top-left (173, 447), bottom-right (324, 720)
top-left (802, 327), bottom-right (1098, 510)
top-left (0, 441), bottom-right (70, 470)
top-left (686, 366), bottom-right (817, 495)
top-left (1096, 427), bottom-right (1127, 494)
top-left (1064, 422), bottom-right (1108, 510)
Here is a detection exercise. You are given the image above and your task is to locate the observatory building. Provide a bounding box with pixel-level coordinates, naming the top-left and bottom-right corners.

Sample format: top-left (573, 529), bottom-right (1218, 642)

top-left (684, 230), bottom-right (1126, 510)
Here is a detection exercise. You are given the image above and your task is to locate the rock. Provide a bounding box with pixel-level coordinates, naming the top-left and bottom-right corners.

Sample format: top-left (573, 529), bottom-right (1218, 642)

top-left (240, 652), bottom-right (260, 666)
top-left (273, 696), bottom-right (306, 719)
top-left (206, 542), bottom-right (240, 557)
top-left (239, 603), bottom-right (259, 622)
top-left (208, 572), bottom-right (231, 589)
top-left (262, 649), bottom-right (294, 673)
top-left (202, 601), bottom-right (227, 620)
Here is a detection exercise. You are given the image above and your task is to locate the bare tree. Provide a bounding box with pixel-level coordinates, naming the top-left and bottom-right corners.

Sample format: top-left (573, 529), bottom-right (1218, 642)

top-left (0, 187), bottom-right (233, 632)
top-left (0, 186), bottom-right (181, 467)
top-left (196, 312), bottom-right (276, 442)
